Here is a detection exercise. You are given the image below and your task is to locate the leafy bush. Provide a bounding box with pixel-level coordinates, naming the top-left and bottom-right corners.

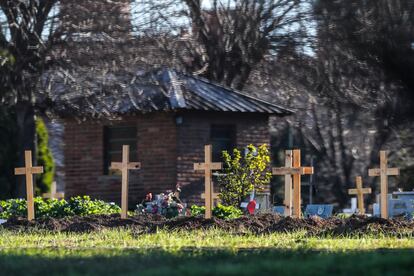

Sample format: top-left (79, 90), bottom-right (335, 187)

top-left (218, 144), bottom-right (272, 207)
top-left (190, 205), bottom-right (205, 217)
top-left (213, 204), bottom-right (243, 219)
top-left (190, 204), bottom-right (242, 220)
top-left (0, 196), bottom-right (121, 220)
top-left (66, 196), bottom-right (121, 216)
top-left (35, 118), bottom-right (55, 195)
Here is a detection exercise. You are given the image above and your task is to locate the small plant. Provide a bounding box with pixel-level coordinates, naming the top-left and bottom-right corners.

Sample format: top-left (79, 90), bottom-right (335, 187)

top-left (190, 205), bottom-right (205, 217)
top-left (213, 204), bottom-right (243, 219)
top-left (0, 196), bottom-right (121, 220)
top-left (190, 204), bottom-right (242, 220)
top-left (218, 144), bottom-right (272, 208)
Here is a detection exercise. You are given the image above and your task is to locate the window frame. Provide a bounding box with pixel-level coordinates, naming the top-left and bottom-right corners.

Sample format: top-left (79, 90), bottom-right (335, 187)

top-left (210, 124), bottom-right (237, 162)
top-left (103, 125), bottom-right (137, 175)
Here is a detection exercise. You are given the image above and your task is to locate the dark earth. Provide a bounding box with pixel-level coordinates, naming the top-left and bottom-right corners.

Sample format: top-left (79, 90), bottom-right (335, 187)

top-left (2, 214), bottom-right (414, 237)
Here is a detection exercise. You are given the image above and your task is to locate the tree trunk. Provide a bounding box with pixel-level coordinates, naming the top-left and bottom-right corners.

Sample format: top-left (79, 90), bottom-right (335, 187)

top-left (14, 101), bottom-right (36, 198)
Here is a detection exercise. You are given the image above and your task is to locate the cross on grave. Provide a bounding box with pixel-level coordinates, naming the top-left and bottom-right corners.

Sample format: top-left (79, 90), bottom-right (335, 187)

top-left (201, 192), bottom-right (220, 204)
top-left (43, 181), bottom-right (65, 199)
top-left (348, 176), bottom-right (371, 214)
top-left (272, 149), bottom-right (313, 217)
top-left (14, 150), bottom-right (44, 221)
top-left (368, 150), bottom-right (400, 219)
top-left (272, 150), bottom-right (293, 216)
top-left (110, 145), bottom-right (141, 219)
top-left (194, 145), bottom-right (222, 219)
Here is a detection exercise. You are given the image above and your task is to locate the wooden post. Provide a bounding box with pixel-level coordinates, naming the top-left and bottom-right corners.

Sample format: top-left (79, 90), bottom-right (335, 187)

top-left (368, 150), bottom-right (399, 219)
top-left (194, 145), bottom-right (222, 219)
top-left (348, 176), bottom-right (371, 214)
top-left (110, 145), bottom-right (141, 219)
top-left (272, 149), bottom-right (313, 217)
top-left (43, 181), bottom-right (65, 199)
top-left (272, 150), bottom-right (293, 216)
top-left (14, 150), bottom-right (44, 221)
top-left (292, 150), bottom-right (301, 218)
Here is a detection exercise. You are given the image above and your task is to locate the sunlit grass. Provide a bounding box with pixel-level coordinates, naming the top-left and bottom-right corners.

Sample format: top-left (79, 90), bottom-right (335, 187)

top-left (1, 229), bottom-right (414, 275)
top-left (1, 228), bottom-right (414, 254)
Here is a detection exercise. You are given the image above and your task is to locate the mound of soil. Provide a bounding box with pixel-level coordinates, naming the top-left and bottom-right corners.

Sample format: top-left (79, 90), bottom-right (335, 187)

top-left (2, 213), bottom-right (414, 236)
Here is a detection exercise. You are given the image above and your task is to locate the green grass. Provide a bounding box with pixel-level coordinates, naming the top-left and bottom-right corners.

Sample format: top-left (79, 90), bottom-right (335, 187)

top-left (1, 229), bottom-right (414, 275)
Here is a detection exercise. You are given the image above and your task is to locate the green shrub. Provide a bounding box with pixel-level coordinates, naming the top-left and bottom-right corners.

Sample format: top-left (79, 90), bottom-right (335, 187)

top-left (0, 196), bottom-right (121, 220)
top-left (213, 204), bottom-right (243, 219)
top-left (218, 144), bottom-right (272, 207)
top-left (190, 205), bottom-right (205, 217)
top-left (66, 196), bottom-right (121, 216)
top-left (35, 118), bottom-right (55, 195)
top-left (190, 204), bottom-right (242, 220)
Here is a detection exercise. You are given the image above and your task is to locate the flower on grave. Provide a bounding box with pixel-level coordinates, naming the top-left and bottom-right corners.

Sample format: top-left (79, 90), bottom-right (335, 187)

top-left (136, 187), bottom-right (186, 218)
top-left (144, 193), bottom-right (153, 202)
top-left (161, 196), bottom-right (169, 208)
top-left (135, 204), bottom-right (145, 214)
top-left (152, 204), bottom-right (158, 214)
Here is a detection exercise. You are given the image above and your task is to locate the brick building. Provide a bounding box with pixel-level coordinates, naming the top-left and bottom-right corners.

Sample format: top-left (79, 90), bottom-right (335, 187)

top-left (50, 68), bottom-right (293, 206)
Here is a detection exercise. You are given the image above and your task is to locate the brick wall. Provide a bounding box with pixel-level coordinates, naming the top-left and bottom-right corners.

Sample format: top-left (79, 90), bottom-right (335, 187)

top-left (176, 111), bottom-right (270, 204)
top-left (63, 111), bottom-right (271, 207)
top-left (63, 113), bottom-right (177, 206)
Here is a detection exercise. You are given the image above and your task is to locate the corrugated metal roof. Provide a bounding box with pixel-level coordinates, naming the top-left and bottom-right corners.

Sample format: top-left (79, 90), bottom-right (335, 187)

top-left (44, 68), bottom-right (294, 116)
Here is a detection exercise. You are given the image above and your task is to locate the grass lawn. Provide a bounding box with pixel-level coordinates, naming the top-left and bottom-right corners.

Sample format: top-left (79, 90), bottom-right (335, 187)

top-left (1, 229), bottom-right (414, 275)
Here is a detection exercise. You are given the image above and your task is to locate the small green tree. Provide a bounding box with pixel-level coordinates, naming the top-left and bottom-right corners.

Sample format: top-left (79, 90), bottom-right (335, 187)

top-left (35, 118), bottom-right (55, 195)
top-left (218, 144), bottom-right (272, 208)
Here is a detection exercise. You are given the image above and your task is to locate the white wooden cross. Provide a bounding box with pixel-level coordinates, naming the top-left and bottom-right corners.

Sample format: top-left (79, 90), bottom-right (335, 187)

top-left (194, 145), bottom-right (222, 219)
top-left (43, 181), bottom-right (65, 199)
top-left (272, 149), bottom-right (313, 218)
top-left (348, 176), bottom-right (371, 214)
top-left (368, 150), bottom-right (399, 219)
top-left (14, 150), bottom-right (44, 221)
top-left (110, 145), bottom-right (141, 219)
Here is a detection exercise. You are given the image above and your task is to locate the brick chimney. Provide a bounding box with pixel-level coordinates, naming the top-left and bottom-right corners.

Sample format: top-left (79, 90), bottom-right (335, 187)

top-left (60, 0), bottom-right (132, 39)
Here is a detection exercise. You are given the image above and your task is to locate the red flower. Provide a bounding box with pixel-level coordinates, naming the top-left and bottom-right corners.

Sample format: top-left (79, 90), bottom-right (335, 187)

top-left (145, 193), bottom-right (153, 202)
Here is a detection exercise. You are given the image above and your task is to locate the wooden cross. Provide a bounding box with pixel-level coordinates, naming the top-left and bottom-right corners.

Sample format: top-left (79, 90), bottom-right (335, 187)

top-left (14, 150), bottom-right (44, 221)
top-left (272, 150), bottom-right (293, 216)
top-left (194, 145), bottom-right (222, 219)
top-left (348, 176), bottom-right (371, 214)
top-left (43, 181), bottom-right (65, 199)
top-left (201, 192), bottom-right (220, 204)
top-left (110, 145), bottom-right (141, 219)
top-left (368, 150), bottom-right (399, 219)
top-left (272, 149), bottom-right (313, 217)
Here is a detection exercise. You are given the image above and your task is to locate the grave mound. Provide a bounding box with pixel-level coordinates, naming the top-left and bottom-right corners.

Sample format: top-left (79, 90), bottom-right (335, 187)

top-left (1, 214), bottom-right (414, 236)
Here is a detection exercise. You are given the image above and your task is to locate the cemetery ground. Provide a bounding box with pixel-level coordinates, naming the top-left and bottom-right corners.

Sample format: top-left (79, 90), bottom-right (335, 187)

top-left (1, 214), bottom-right (414, 275)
